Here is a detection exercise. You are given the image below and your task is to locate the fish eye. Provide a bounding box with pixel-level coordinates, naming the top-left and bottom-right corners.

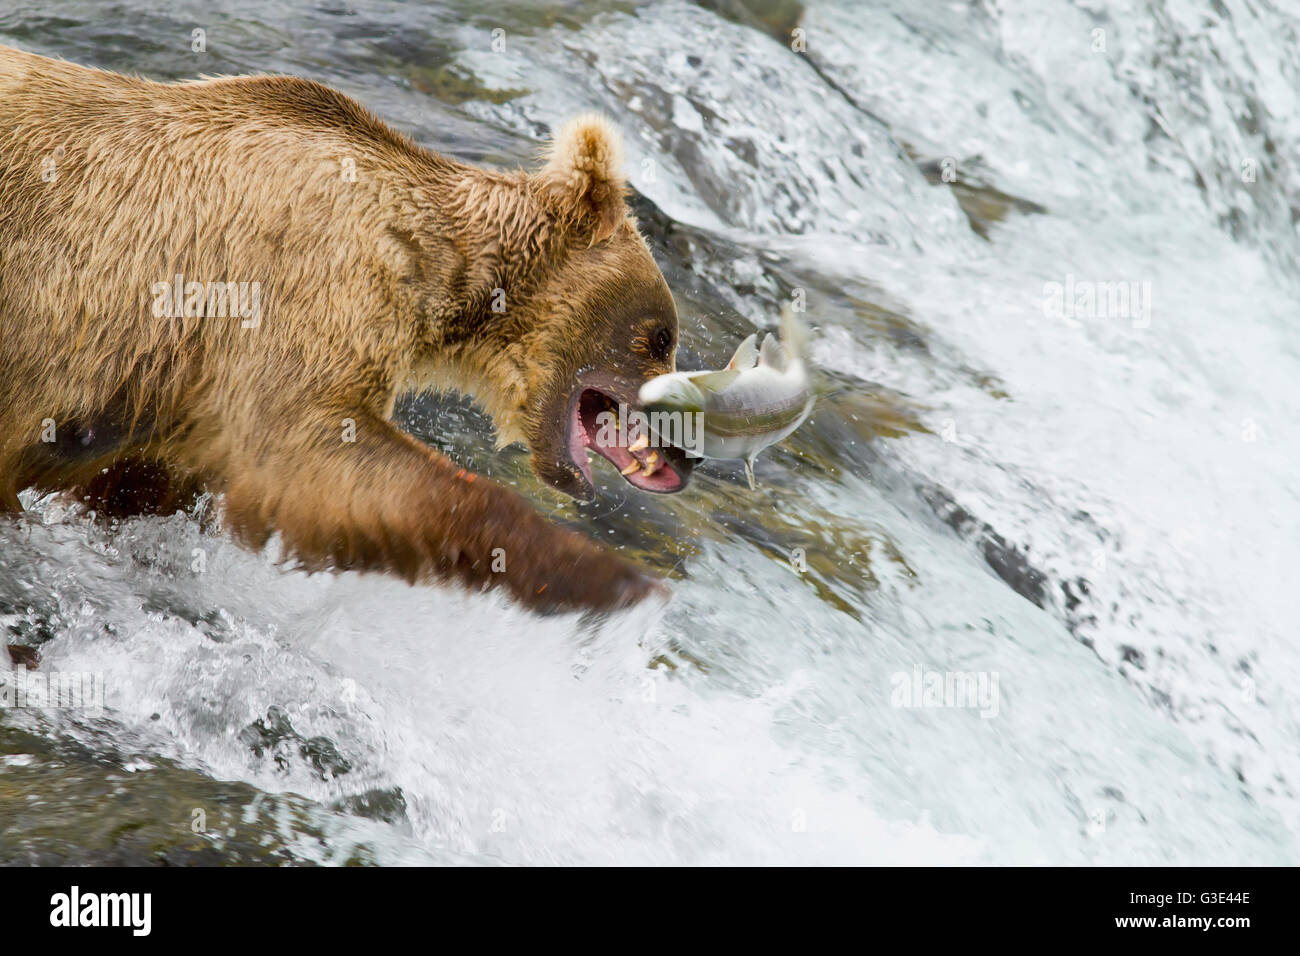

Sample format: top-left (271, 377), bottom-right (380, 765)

top-left (651, 326), bottom-right (674, 359)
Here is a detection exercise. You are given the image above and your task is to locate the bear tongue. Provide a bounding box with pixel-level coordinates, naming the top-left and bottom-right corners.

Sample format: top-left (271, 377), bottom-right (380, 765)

top-left (574, 390), bottom-right (682, 492)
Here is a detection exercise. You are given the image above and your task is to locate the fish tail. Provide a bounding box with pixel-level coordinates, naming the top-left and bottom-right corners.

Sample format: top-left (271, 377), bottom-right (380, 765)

top-left (780, 305), bottom-right (809, 360)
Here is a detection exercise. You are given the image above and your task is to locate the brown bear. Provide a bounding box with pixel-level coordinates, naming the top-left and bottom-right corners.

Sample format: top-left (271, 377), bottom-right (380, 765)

top-left (0, 44), bottom-right (696, 614)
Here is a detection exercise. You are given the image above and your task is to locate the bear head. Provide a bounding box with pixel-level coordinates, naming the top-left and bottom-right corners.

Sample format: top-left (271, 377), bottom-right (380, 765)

top-left (448, 115), bottom-right (696, 502)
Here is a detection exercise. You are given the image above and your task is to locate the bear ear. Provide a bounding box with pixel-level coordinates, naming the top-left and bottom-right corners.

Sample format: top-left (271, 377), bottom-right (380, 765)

top-left (535, 113), bottom-right (628, 245)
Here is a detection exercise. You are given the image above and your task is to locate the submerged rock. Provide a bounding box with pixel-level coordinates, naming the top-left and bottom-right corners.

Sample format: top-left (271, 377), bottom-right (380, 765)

top-left (0, 722), bottom-right (425, 866)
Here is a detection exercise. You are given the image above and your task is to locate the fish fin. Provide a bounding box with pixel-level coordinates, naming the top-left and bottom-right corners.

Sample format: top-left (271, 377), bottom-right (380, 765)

top-left (779, 305), bottom-right (809, 362)
top-left (758, 332), bottom-right (785, 371)
top-left (725, 333), bottom-right (759, 370)
top-left (685, 368), bottom-right (741, 392)
top-left (743, 456), bottom-right (757, 490)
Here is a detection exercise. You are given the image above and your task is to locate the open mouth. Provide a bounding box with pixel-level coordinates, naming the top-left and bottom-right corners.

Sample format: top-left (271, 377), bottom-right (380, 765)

top-left (568, 388), bottom-right (694, 494)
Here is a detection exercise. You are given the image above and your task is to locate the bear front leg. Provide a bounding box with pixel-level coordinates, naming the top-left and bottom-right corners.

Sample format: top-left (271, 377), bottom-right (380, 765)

top-left (219, 408), bottom-right (662, 614)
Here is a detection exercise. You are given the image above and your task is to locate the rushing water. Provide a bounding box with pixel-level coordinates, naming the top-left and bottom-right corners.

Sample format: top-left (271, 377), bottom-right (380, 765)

top-left (2, 0), bottom-right (1298, 864)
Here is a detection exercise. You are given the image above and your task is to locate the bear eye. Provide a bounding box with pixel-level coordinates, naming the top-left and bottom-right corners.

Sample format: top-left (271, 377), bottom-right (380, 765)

top-left (651, 326), bottom-right (675, 360)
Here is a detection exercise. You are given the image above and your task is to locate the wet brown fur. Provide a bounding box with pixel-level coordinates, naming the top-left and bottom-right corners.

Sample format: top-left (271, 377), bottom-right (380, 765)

top-left (0, 45), bottom-right (683, 613)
